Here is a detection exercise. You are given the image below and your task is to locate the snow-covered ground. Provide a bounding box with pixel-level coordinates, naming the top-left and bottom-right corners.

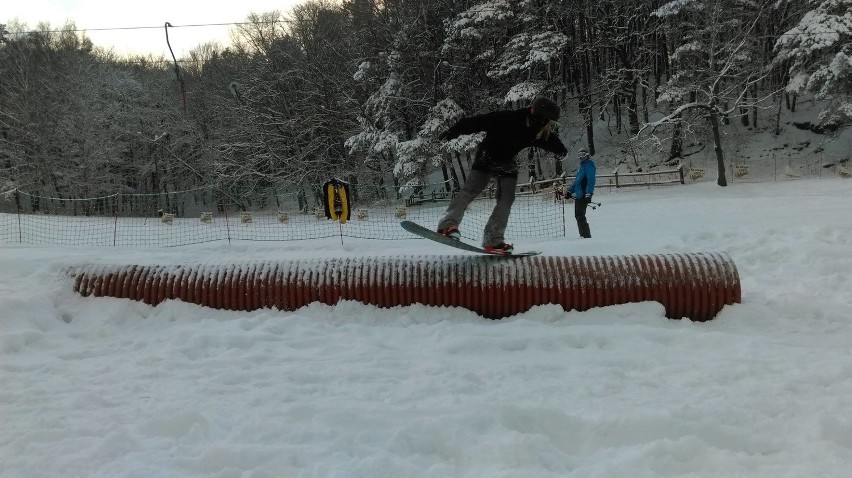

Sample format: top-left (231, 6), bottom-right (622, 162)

top-left (1, 178), bottom-right (851, 477)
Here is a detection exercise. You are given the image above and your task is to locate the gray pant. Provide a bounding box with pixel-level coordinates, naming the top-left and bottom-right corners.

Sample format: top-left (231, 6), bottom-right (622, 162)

top-left (438, 169), bottom-right (517, 247)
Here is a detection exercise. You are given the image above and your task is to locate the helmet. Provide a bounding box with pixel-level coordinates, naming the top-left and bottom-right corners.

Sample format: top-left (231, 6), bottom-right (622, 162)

top-left (577, 148), bottom-right (590, 160)
top-left (530, 97), bottom-right (560, 121)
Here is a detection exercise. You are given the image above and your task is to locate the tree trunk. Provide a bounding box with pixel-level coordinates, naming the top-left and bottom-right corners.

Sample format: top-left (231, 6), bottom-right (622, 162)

top-left (628, 76), bottom-right (640, 134)
top-left (578, 11), bottom-right (595, 154)
top-left (454, 152), bottom-right (467, 184)
top-left (750, 85), bottom-right (758, 127)
top-left (668, 99), bottom-right (683, 161)
top-left (440, 164), bottom-right (451, 192)
top-left (710, 110), bottom-right (727, 187)
top-left (774, 94), bottom-right (783, 136)
top-left (448, 164), bottom-right (460, 191)
top-left (614, 94), bottom-right (622, 133)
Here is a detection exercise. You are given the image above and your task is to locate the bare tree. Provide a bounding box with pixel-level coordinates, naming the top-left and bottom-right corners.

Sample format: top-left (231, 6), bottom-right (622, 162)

top-left (640, 0), bottom-right (775, 186)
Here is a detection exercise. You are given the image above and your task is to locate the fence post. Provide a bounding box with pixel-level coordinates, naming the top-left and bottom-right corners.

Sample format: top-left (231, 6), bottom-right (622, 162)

top-left (678, 164), bottom-right (685, 184)
top-left (221, 186), bottom-right (232, 245)
top-left (14, 189), bottom-right (22, 243)
top-left (113, 193), bottom-right (119, 247)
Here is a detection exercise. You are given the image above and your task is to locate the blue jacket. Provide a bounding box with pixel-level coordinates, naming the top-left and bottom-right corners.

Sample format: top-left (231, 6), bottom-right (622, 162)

top-left (570, 158), bottom-right (596, 198)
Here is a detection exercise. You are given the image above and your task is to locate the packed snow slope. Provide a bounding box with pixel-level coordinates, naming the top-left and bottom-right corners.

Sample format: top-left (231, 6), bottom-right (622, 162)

top-left (1, 178), bottom-right (851, 477)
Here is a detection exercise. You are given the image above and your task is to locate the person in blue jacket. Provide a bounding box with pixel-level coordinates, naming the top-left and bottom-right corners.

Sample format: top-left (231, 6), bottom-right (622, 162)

top-left (568, 148), bottom-right (596, 238)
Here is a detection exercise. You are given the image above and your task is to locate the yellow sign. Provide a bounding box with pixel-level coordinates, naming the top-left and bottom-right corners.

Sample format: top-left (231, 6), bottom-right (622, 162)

top-left (323, 178), bottom-right (351, 224)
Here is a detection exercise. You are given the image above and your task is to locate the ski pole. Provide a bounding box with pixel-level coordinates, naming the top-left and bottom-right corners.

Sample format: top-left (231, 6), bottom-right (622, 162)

top-left (569, 195), bottom-right (601, 209)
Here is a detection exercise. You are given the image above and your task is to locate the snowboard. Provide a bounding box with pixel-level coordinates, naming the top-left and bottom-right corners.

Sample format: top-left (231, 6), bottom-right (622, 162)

top-left (400, 221), bottom-right (540, 257)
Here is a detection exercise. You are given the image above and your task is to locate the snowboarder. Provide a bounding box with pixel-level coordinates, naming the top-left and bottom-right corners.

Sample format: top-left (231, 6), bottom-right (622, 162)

top-left (435, 97), bottom-right (568, 253)
top-left (567, 148), bottom-right (596, 238)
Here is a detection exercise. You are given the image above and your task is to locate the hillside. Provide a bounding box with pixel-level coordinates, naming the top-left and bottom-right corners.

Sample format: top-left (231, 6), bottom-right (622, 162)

top-left (562, 96), bottom-right (850, 182)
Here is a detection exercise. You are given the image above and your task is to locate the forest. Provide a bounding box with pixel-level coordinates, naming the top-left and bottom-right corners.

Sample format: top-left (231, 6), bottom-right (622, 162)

top-left (1, 0), bottom-right (850, 210)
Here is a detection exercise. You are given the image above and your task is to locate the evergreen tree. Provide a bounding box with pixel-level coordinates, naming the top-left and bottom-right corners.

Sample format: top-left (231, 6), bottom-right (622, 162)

top-left (775, 0), bottom-right (852, 129)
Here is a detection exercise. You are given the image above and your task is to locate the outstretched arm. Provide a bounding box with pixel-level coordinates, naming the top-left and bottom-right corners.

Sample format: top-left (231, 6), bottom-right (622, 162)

top-left (439, 111), bottom-right (501, 140)
top-left (533, 133), bottom-right (568, 156)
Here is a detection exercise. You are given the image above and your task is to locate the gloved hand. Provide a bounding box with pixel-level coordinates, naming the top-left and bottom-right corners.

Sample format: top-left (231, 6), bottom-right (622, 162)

top-left (584, 193), bottom-right (593, 200)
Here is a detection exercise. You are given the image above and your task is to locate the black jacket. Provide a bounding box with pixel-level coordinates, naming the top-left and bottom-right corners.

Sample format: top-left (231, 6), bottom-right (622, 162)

top-left (442, 108), bottom-right (568, 177)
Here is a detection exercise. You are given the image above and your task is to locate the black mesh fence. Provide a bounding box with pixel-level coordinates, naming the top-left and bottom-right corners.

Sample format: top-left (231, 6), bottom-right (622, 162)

top-left (0, 183), bottom-right (568, 247)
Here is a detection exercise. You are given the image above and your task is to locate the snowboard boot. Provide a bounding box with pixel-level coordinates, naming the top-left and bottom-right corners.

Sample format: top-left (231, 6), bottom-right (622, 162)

top-left (484, 242), bottom-right (514, 254)
top-left (437, 225), bottom-right (461, 240)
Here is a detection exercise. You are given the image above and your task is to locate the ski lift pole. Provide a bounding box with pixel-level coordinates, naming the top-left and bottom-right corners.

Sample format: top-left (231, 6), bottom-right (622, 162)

top-left (332, 187), bottom-right (343, 245)
top-left (164, 22), bottom-right (187, 113)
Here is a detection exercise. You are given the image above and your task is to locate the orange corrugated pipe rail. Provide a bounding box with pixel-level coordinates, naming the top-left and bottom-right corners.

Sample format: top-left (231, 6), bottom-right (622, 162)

top-left (68, 253), bottom-right (741, 321)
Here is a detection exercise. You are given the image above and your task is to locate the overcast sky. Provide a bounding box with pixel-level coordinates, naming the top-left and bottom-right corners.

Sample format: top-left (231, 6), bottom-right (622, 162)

top-left (3, 0), bottom-right (304, 58)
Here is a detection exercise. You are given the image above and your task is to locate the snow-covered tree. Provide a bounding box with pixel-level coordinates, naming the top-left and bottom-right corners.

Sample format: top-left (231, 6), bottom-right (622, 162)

top-left (775, 0), bottom-right (852, 129)
top-left (585, 0), bottom-right (665, 135)
top-left (4, 0), bottom-right (850, 204)
top-left (392, 98), bottom-right (468, 194)
top-left (217, 4), bottom-right (361, 201)
top-left (442, 0), bottom-right (568, 108)
top-left (643, 0), bottom-right (772, 186)
top-left (346, 0), bottom-right (461, 197)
